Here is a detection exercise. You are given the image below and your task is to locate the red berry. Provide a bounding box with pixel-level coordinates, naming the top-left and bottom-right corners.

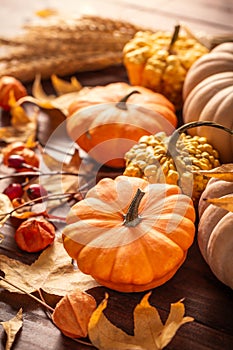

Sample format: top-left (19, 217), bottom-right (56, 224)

top-left (3, 183), bottom-right (24, 200)
top-left (26, 184), bottom-right (48, 201)
top-left (7, 154), bottom-right (25, 169)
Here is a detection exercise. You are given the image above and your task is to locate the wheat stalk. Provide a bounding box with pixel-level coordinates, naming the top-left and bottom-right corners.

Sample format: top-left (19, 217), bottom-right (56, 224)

top-left (0, 15), bottom-right (145, 82)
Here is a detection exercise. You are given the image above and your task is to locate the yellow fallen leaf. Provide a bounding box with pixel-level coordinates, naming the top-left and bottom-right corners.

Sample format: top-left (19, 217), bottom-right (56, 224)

top-left (193, 164), bottom-right (233, 182)
top-left (32, 74), bottom-right (56, 102)
top-left (0, 308), bottom-right (23, 350)
top-left (205, 195), bottom-right (233, 212)
top-left (0, 239), bottom-right (99, 296)
top-left (20, 74), bottom-right (90, 115)
top-left (51, 74), bottom-right (82, 96)
top-left (35, 8), bottom-right (58, 18)
top-left (88, 293), bottom-right (194, 350)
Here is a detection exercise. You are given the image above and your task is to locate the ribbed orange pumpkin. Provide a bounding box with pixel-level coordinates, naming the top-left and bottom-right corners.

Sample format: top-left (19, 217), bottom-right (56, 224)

top-left (66, 82), bottom-right (177, 168)
top-left (62, 176), bottom-right (196, 292)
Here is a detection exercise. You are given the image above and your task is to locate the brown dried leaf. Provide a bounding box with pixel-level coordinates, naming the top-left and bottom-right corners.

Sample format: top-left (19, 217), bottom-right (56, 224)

top-left (20, 74), bottom-right (90, 116)
top-left (0, 239), bottom-right (98, 296)
top-left (0, 308), bottom-right (23, 350)
top-left (0, 95), bottom-right (38, 143)
top-left (88, 293), bottom-right (194, 350)
top-left (193, 164), bottom-right (233, 182)
top-left (51, 74), bottom-right (82, 96)
top-left (32, 74), bottom-right (56, 102)
top-left (205, 196), bottom-right (233, 212)
top-left (0, 194), bottom-right (13, 228)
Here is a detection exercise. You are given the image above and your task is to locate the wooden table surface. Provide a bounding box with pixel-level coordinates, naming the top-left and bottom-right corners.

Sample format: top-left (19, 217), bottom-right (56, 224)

top-left (1, 1), bottom-right (233, 350)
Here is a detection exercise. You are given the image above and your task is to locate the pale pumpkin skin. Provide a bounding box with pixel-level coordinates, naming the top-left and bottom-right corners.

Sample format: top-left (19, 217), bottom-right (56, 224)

top-left (182, 42), bottom-right (233, 163)
top-left (198, 173), bottom-right (233, 289)
top-left (63, 176), bottom-right (196, 292)
top-left (66, 82), bottom-right (177, 168)
top-left (183, 42), bottom-right (233, 99)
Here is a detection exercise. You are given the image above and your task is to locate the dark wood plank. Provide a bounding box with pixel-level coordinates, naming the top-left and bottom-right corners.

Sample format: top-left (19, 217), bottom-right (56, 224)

top-left (1, 2), bottom-right (233, 349)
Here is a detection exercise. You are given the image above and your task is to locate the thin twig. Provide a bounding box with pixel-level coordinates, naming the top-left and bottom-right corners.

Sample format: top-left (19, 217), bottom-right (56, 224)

top-left (0, 171), bottom-right (88, 180)
top-left (0, 276), bottom-right (54, 312)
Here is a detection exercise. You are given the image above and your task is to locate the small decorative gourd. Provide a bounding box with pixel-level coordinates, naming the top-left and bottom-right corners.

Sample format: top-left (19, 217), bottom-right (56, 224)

top-left (123, 26), bottom-right (209, 109)
top-left (62, 175), bottom-right (196, 292)
top-left (124, 122), bottom-right (222, 204)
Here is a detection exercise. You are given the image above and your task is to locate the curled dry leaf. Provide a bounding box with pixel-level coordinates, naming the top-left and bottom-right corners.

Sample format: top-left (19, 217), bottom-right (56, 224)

top-left (20, 74), bottom-right (88, 115)
top-left (0, 239), bottom-right (99, 296)
top-left (51, 74), bottom-right (82, 96)
top-left (193, 164), bottom-right (233, 182)
top-left (52, 288), bottom-right (97, 338)
top-left (0, 93), bottom-right (38, 143)
top-left (204, 195), bottom-right (233, 212)
top-left (0, 194), bottom-right (13, 227)
top-left (88, 292), bottom-right (194, 350)
top-left (0, 308), bottom-right (23, 350)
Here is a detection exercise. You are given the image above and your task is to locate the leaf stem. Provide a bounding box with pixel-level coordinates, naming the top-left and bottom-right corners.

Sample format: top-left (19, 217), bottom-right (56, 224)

top-left (0, 170), bottom-right (88, 181)
top-left (0, 179), bottom-right (95, 219)
top-left (0, 276), bottom-right (55, 312)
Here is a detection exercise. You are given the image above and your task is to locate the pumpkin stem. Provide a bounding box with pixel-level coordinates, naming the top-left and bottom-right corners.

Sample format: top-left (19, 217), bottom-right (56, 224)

top-left (116, 90), bottom-right (140, 111)
top-left (167, 121), bottom-right (233, 156)
top-left (123, 188), bottom-right (145, 227)
top-left (168, 24), bottom-right (180, 54)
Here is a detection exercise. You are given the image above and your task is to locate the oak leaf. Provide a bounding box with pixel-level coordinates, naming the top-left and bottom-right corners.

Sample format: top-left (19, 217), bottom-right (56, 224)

top-left (88, 292), bottom-right (194, 350)
top-left (0, 239), bottom-right (98, 296)
top-left (0, 308), bottom-right (23, 350)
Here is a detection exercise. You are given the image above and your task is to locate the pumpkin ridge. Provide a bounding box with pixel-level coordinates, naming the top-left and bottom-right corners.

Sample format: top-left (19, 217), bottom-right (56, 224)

top-left (95, 253), bottom-right (187, 292)
top-left (63, 177), bottom-right (196, 292)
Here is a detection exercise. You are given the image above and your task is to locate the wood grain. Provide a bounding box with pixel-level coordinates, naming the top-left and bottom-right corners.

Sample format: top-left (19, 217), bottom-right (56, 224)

top-left (1, 1), bottom-right (233, 349)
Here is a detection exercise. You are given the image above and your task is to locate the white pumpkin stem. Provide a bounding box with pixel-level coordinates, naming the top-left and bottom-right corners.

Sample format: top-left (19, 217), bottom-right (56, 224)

top-left (116, 90), bottom-right (140, 110)
top-left (123, 188), bottom-right (145, 227)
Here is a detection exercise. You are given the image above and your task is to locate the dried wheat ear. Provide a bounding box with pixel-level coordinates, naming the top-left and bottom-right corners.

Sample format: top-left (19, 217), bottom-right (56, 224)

top-left (0, 15), bottom-right (145, 83)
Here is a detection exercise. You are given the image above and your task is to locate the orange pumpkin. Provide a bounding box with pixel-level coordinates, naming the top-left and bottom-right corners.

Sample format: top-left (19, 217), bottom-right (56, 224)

top-left (66, 82), bottom-right (177, 168)
top-left (62, 176), bottom-right (195, 292)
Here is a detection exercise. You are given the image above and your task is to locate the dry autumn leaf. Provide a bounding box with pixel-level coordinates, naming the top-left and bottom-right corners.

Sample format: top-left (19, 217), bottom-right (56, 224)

top-left (35, 8), bottom-right (58, 18)
top-left (0, 308), bottom-right (23, 350)
top-left (20, 74), bottom-right (89, 115)
top-left (0, 239), bottom-right (98, 296)
top-left (51, 74), bottom-right (82, 96)
top-left (205, 195), bottom-right (233, 212)
top-left (88, 292), bottom-right (194, 350)
top-left (0, 93), bottom-right (38, 143)
top-left (193, 164), bottom-right (233, 182)
top-left (0, 194), bottom-right (13, 227)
